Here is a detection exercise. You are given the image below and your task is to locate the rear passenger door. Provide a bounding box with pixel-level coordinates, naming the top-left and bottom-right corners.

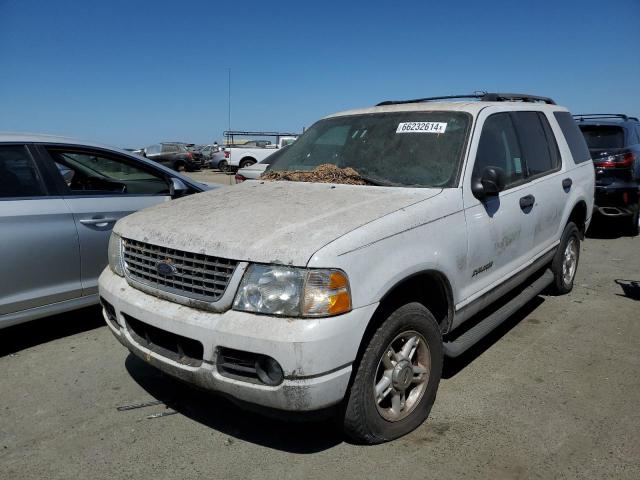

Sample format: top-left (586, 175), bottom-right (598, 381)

top-left (38, 146), bottom-right (173, 296)
top-left (511, 111), bottom-right (565, 257)
top-left (0, 145), bottom-right (81, 320)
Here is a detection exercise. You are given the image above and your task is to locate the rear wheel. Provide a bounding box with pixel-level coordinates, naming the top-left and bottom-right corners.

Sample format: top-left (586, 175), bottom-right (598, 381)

top-left (550, 222), bottom-right (580, 294)
top-left (628, 204), bottom-right (639, 236)
top-left (174, 161), bottom-right (187, 172)
top-left (342, 302), bottom-right (443, 444)
top-left (239, 158), bottom-right (256, 169)
top-left (218, 160), bottom-right (229, 172)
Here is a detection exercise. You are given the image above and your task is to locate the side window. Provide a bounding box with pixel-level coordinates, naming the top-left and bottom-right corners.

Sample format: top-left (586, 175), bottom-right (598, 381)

top-left (513, 112), bottom-right (559, 177)
top-left (146, 144), bottom-right (160, 155)
top-left (46, 149), bottom-right (170, 196)
top-left (473, 113), bottom-right (524, 188)
top-left (163, 145), bottom-right (178, 153)
top-left (0, 145), bottom-right (47, 198)
top-left (553, 112), bottom-right (591, 164)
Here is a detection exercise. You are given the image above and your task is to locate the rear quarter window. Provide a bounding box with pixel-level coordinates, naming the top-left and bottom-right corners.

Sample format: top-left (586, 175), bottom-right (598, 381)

top-left (553, 112), bottom-right (591, 164)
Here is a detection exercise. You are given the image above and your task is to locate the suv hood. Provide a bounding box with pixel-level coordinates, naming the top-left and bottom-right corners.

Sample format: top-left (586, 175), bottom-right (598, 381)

top-left (115, 181), bottom-right (441, 265)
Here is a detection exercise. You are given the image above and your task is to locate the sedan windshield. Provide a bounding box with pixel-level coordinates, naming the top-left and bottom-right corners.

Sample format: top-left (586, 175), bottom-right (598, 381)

top-left (266, 111), bottom-right (470, 187)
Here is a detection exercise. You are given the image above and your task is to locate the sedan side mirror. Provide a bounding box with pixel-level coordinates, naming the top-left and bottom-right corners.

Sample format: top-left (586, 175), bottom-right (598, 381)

top-left (471, 166), bottom-right (506, 201)
top-left (169, 177), bottom-right (189, 198)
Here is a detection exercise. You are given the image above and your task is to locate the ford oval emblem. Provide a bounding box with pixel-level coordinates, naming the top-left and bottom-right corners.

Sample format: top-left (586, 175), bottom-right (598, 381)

top-left (156, 261), bottom-right (177, 276)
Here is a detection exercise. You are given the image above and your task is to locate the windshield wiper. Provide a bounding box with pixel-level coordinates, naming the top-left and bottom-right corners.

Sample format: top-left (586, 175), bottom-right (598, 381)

top-left (355, 173), bottom-right (399, 187)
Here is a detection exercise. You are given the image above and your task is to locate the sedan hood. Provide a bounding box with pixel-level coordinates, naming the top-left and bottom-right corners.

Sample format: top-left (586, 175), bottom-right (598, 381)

top-left (115, 181), bottom-right (441, 265)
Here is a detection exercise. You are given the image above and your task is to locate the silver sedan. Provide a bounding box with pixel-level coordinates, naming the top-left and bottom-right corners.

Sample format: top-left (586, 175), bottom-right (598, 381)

top-left (0, 133), bottom-right (210, 329)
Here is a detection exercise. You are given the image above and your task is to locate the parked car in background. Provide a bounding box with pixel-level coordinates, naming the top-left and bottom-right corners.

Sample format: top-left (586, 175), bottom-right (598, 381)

top-left (100, 93), bottom-right (593, 443)
top-left (200, 143), bottom-right (223, 167)
top-left (574, 114), bottom-right (640, 234)
top-left (235, 160), bottom-right (269, 183)
top-left (222, 131), bottom-right (298, 171)
top-left (143, 142), bottom-right (203, 172)
top-left (0, 133), bottom-right (209, 329)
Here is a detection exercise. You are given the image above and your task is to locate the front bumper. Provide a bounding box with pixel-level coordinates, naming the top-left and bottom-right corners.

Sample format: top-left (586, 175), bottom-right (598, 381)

top-left (99, 268), bottom-right (377, 411)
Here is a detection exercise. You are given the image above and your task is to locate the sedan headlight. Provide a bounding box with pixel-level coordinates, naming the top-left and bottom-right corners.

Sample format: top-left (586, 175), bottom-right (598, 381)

top-left (108, 232), bottom-right (124, 277)
top-left (233, 265), bottom-right (351, 317)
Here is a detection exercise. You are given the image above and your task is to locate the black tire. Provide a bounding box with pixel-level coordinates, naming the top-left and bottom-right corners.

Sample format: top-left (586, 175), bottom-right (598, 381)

top-left (218, 160), bottom-right (229, 172)
top-left (550, 222), bottom-right (581, 295)
top-left (342, 302), bottom-right (443, 444)
top-left (628, 206), bottom-right (639, 236)
top-left (239, 158), bottom-right (256, 169)
top-left (174, 161), bottom-right (187, 172)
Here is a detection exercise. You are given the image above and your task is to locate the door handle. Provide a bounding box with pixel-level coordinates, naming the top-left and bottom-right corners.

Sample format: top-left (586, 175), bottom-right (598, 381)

top-left (79, 217), bottom-right (118, 226)
top-left (562, 178), bottom-right (573, 190)
top-left (519, 194), bottom-right (535, 211)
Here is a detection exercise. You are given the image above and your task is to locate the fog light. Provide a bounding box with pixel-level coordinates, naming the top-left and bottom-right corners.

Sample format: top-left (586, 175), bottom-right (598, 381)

top-left (255, 356), bottom-right (284, 386)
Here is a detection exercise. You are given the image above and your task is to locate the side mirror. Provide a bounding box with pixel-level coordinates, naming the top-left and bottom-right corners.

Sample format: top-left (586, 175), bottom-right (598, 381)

top-left (471, 166), bottom-right (506, 201)
top-left (169, 177), bottom-right (189, 198)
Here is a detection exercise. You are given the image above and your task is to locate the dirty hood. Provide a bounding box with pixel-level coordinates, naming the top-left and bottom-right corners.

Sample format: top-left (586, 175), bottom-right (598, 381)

top-left (115, 181), bottom-right (441, 265)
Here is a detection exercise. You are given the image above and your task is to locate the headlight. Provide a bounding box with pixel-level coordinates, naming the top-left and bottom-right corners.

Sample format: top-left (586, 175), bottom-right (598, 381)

top-left (108, 232), bottom-right (124, 276)
top-left (233, 265), bottom-right (351, 317)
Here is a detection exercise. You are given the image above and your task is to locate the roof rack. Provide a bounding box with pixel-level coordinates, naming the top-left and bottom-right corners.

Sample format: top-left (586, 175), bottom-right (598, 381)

top-left (572, 114), bottom-right (638, 122)
top-left (376, 92), bottom-right (556, 106)
top-left (223, 130), bottom-right (299, 137)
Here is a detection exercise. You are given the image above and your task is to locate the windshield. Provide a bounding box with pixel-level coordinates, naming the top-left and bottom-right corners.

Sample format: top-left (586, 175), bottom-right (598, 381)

top-left (578, 125), bottom-right (625, 150)
top-left (266, 111), bottom-right (470, 187)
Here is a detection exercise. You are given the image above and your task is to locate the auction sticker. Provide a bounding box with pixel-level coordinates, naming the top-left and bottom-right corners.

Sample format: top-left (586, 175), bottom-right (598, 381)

top-left (396, 122), bottom-right (447, 134)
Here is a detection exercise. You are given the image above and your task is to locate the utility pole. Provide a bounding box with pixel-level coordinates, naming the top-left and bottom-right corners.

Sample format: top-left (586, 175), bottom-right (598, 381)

top-left (227, 68), bottom-right (231, 145)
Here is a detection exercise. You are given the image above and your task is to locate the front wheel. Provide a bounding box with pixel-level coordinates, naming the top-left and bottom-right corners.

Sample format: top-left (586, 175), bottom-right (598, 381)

top-left (218, 160), bottom-right (229, 172)
top-left (550, 222), bottom-right (581, 294)
top-left (342, 302), bottom-right (443, 444)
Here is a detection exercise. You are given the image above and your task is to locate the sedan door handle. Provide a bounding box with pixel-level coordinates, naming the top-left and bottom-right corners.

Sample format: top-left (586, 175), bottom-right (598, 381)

top-left (519, 194), bottom-right (535, 211)
top-left (79, 217), bottom-right (118, 226)
top-left (562, 178), bottom-right (573, 190)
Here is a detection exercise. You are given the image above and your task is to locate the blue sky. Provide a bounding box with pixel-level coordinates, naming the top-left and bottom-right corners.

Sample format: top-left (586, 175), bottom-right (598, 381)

top-left (1, 0), bottom-right (638, 148)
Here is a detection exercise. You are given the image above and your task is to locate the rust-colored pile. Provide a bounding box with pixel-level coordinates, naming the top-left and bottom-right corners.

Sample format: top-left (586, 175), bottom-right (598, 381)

top-left (260, 164), bottom-right (368, 185)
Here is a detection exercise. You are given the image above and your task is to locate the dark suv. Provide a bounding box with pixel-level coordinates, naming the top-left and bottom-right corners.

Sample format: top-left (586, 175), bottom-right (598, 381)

top-left (143, 142), bottom-right (203, 172)
top-left (575, 114), bottom-right (640, 234)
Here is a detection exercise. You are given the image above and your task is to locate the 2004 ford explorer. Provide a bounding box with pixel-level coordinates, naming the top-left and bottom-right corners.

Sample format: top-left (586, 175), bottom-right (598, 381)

top-left (99, 93), bottom-right (594, 444)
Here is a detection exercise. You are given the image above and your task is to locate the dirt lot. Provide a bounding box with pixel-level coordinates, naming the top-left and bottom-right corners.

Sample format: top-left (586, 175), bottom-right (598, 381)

top-left (1, 218), bottom-right (639, 480)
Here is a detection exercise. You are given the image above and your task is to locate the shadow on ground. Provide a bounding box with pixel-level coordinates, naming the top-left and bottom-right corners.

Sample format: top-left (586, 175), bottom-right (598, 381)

top-left (615, 279), bottom-right (640, 301)
top-left (124, 354), bottom-right (344, 453)
top-left (587, 214), bottom-right (637, 239)
top-left (0, 306), bottom-right (104, 357)
top-left (442, 296), bottom-right (545, 379)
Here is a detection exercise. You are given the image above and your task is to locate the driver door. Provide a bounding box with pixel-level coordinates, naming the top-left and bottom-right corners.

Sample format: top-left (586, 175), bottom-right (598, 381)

top-left (39, 146), bottom-right (173, 296)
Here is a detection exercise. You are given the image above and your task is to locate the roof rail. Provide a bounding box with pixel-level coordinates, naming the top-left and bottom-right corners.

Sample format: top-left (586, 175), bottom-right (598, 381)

top-left (572, 114), bottom-right (633, 122)
top-left (376, 92), bottom-right (556, 106)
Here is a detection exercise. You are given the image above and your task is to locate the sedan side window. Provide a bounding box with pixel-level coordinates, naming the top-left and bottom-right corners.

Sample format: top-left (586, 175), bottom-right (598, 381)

top-left (46, 149), bottom-right (170, 196)
top-left (472, 113), bottom-right (524, 188)
top-left (0, 146), bottom-right (47, 198)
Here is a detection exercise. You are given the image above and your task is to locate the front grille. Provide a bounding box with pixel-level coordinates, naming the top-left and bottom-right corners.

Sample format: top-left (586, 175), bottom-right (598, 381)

top-left (122, 238), bottom-right (238, 303)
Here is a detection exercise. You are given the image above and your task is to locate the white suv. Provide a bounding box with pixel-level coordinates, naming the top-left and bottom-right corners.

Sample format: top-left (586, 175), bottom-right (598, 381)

top-left (99, 93), bottom-right (594, 443)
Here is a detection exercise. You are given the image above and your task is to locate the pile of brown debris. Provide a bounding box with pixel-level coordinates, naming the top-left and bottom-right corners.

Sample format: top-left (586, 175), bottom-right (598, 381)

top-left (260, 164), bottom-right (369, 185)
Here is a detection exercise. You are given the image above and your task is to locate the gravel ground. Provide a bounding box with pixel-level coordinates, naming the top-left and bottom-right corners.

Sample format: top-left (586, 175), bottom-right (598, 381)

top-left (1, 218), bottom-right (639, 480)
